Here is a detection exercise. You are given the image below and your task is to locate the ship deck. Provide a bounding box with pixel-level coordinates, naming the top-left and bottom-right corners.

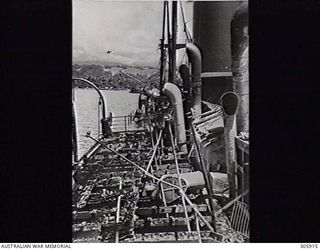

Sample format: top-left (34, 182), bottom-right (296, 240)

top-left (72, 130), bottom-right (247, 243)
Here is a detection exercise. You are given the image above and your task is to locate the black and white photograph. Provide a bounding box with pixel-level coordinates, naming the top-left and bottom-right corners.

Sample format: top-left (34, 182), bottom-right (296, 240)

top-left (72, 0), bottom-right (249, 243)
top-left (3, 0), bottom-right (320, 245)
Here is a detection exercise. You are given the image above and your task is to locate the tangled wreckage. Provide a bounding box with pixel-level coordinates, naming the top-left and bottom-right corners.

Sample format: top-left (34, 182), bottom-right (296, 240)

top-left (72, 1), bottom-right (249, 243)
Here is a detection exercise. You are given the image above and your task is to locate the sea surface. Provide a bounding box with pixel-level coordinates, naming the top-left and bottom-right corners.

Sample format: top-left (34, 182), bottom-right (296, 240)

top-left (73, 89), bottom-right (139, 158)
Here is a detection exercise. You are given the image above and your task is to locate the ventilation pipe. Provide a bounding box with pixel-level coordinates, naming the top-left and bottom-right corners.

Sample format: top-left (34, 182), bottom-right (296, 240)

top-left (221, 92), bottom-right (239, 199)
top-left (231, 2), bottom-right (249, 133)
top-left (163, 82), bottom-right (187, 152)
top-left (186, 43), bottom-right (202, 117)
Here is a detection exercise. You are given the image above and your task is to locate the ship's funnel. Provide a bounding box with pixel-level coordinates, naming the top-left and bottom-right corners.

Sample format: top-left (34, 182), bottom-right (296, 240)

top-left (163, 82), bottom-right (187, 152)
top-left (221, 92), bottom-right (239, 199)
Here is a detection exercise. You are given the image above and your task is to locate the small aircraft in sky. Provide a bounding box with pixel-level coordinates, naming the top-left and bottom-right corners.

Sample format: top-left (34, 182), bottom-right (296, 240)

top-left (106, 50), bottom-right (112, 54)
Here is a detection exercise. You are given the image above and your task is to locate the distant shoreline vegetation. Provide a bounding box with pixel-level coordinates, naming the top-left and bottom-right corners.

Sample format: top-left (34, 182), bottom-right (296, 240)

top-left (72, 64), bottom-right (160, 91)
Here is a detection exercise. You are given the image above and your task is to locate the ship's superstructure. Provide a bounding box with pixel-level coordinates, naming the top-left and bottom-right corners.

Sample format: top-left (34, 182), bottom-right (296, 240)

top-left (72, 1), bottom-right (249, 243)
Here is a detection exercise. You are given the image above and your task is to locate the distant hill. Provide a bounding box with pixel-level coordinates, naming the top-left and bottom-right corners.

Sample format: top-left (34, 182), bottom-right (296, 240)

top-left (72, 64), bottom-right (160, 91)
top-left (73, 64), bottom-right (159, 77)
top-left (72, 61), bottom-right (150, 68)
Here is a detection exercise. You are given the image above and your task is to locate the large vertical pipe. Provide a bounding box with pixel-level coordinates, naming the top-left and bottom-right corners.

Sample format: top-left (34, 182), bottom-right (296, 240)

top-left (166, 1), bottom-right (170, 81)
top-left (179, 64), bottom-right (192, 145)
top-left (159, 1), bottom-right (166, 90)
top-left (221, 92), bottom-right (239, 199)
top-left (186, 43), bottom-right (202, 117)
top-left (231, 2), bottom-right (249, 133)
top-left (168, 1), bottom-right (178, 83)
top-left (171, 1), bottom-right (177, 83)
top-left (163, 82), bottom-right (187, 152)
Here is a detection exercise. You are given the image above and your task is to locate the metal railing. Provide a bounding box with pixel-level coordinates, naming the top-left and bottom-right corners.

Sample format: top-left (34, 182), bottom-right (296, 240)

top-left (72, 78), bottom-right (107, 162)
top-left (110, 115), bottom-right (148, 133)
top-left (231, 136), bottom-right (249, 238)
top-left (110, 111), bottom-right (165, 133)
top-left (230, 200), bottom-right (250, 238)
top-left (235, 136), bottom-right (249, 202)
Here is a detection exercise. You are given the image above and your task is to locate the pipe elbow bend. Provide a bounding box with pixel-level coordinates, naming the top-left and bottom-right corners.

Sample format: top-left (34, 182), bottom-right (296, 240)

top-left (163, 82), bottom-right (183, 105)
top-left (186, 43), bottom-right (202, 82)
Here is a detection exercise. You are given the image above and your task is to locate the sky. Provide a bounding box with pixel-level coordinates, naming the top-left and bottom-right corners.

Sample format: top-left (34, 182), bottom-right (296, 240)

top-left (72, 0), bottom-right (193, 67)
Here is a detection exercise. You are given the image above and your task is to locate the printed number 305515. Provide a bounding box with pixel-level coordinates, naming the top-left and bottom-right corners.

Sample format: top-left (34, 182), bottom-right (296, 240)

top-left (301, 244), bottom-right (318, 248)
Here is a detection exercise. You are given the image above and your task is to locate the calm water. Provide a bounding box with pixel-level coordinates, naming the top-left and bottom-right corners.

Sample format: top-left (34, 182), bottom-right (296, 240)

top-left (74, 89), bottom-right (139, 158)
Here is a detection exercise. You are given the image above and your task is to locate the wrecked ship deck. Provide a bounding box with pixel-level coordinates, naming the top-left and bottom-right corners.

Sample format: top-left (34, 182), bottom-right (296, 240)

top-left (72, 129), bottom-right (247, 243)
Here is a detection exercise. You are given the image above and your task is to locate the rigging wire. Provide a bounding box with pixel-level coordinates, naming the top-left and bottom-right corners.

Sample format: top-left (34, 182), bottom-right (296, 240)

top-left (168, 124), bottom-right (192, 232)
top-left (178, 50), bottom-right (187, 69)
top-left (136, 47), bottom-right (159, 62)
top-left (86, 133), bottom-right (216, 234)
top-left (159, 0), bottom-right (167, 89)
top-left (166, 1), bottom-right (171, 42)
top-left (145, 129), bottom-right (163, 173)
top-left (119, 70), bottom-right (147, 86)
top-left (179, 1), bottom-right (193, 43)
top-left (103, 142), bottom-right (216, 233)
top-left (207, 81), bottom-right (233, 103)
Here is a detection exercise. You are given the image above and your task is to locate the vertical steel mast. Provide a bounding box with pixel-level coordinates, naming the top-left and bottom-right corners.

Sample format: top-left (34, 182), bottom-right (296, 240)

top-left (159, 1), bottom-right (167, 90)
top-left (168, 1), bottom-right (177, 83)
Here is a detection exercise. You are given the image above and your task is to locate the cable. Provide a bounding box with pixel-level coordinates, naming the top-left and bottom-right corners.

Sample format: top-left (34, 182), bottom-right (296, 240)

top-left (168, 124), bottom-right (191, 232)
top-left (99, 139), bottom-right (215, 233)
top-left (159, 0), bottom-right (166, 89)
top-left (179, 1), bottom-right (193, 43)
top-left (145, 129), bottom-right (163, 173)
top-left (207, 81), bottom-right (232, 103)
top-left (85, 133), bottom-right (215, 233)
top-left (119, 70), bottom-right (146, 86)
top-left (190, 123), bottom-right (217, 230)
